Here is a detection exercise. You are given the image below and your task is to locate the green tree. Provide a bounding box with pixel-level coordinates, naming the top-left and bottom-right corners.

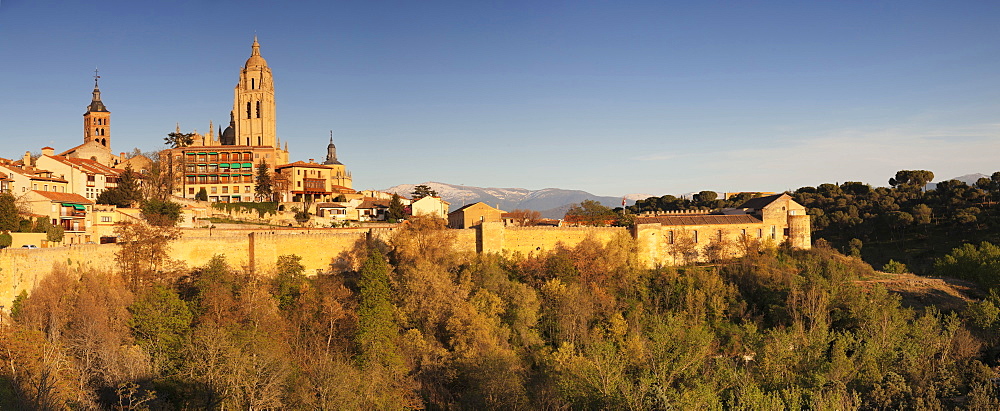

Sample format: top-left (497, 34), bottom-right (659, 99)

top-left (695, 190), bottom-right (718, 203)
top-left (46, 224), bottom-right (64, 243)
top-left (387, 194), bottom-right (405, 222)
top-left (271, 254), bottom-right (306, 310)
top-left (410, 184), bottom-right (437, 200)
top-left (141, 198), bottom-right (183, 227)
top-left (564, 200), bottom-right (616, 226)
top-left (164, 132), bottom-right (194, 148)
top-left (0, 232), bottom-right (11, 248)
top-left (0, 192), bottom-right (19, 232)
top-left (935, 242), bottom-right (1000, 290)
top-left (355, 249), bottom-right (401, 370)
top-left (96, 188), bottom-right (131, 207)
top-left (254, 160), bottom-right (273, 201)
top-left (889, 170), bottom-right (934, 191)
top-left (195, 187), bottom-right (208, 201)
top-left (129, 284), bottom-right (192, 373)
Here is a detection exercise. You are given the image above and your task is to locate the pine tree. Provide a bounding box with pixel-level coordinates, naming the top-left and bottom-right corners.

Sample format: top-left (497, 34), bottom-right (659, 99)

top-left (254, 160), bottom-right (273, 202)
top-left (355, 249), bottom-right (401, 370)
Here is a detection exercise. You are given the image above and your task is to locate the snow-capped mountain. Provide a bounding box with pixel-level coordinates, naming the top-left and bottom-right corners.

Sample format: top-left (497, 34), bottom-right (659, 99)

top-left (383, 182), bottom-right (638, 219)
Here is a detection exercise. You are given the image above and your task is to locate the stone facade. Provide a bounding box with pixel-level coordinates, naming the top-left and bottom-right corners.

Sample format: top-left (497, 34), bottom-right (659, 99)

top-left (448, 202), bottom-right (504, 229)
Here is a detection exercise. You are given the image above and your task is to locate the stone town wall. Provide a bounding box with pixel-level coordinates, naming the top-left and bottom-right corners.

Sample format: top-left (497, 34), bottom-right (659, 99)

top-left (0, 244), bottom-right (117, 311)
top-left (0, 221), bottom-right (810, 310)
top-left (500, 225), bottom-right (628, 255)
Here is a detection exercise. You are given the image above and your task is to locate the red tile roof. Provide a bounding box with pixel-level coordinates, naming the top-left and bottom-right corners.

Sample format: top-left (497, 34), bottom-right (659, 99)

top-left (47, 155), bottom-right (122, 176)
top-left (635, 214), bottom-right (762, 226)
top-left (30, 190), bottom-right (94, 204)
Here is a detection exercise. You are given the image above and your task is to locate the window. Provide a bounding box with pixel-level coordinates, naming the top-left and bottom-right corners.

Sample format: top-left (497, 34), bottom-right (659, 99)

top-left (771, 226), bottom-right (776, 240)
top-left (188, 188), bottom-right (195, 195)
top-left (246, 102), bottom-right (251, 119)
top-left (245, 186), bottom-right (250, 193)
top-left (256, 101), bottom-right (261, 118)
top-left (222, 186), bottom-right (228, 194)
top-left (668, 230), bottom-right (674, 245)
top-left (233, 186), bottom-right (239, 193)
top-left (758, 228), bottom-right (763, 238)
top-left (717, 230), bottom-right (723, 241)
top-left (101, 216), bottom-right (112, 223)
top-left (210, 187), bottom-right (217, 194)
top-left (693, 230), bottom-right (699, 243)
top-left (251, 78), bottom-right (255, 89)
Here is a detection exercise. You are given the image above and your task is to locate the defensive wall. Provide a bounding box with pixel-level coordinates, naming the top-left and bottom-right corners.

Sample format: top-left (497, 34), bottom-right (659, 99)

top-left (0, 221), bottom-right (810, 310)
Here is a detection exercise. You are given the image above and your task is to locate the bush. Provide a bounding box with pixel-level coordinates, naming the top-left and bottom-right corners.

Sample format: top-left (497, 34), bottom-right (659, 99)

top-left (882, 259), bottom-right (908, 274)
top-left (0, 232), bottom-right (10, 248)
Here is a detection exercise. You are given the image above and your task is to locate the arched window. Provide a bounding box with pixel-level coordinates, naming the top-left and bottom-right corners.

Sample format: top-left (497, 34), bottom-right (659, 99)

top-left (251, 78), bottom-right (255, 89)
top-left (256, 101), bottom-right (261, 118)
top-left (96, 128), bottom-right (100, 135)
top-left (246, 102), bottom-right (251, 119)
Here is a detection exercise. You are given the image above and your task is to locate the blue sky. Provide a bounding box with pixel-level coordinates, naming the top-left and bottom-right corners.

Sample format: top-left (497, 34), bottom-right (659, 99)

top-left (2, 1), bottom-right (999, 197)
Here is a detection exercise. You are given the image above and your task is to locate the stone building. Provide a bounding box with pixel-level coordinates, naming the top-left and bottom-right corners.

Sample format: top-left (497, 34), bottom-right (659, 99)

top-left (448, 202), bottom-right (505, 229)
top-left (633, 193), bottom-right (811, 265)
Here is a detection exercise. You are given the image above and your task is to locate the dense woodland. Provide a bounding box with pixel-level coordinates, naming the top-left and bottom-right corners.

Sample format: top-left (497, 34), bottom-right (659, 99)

top-left (4, 215), bottom-right (1000, 409)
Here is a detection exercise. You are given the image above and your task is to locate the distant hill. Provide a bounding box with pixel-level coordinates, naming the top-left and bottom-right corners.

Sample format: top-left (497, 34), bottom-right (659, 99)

top-left (925, 173), bottom-right (990, 190)
top-left (383, 182), bottom-right (637, 219)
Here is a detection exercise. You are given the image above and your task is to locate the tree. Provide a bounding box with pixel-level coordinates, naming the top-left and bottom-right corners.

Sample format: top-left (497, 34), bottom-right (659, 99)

top-left (254, 160), bottom-right (273, 202)
top-left (355, 249), bottom-right (401, 370)
top-left (164, 132), bottom-right (194, 149)
top-left (0, 192), bottom-right (19, 232)
top-left (141, 198), bottom-right (183, 227)
top-left (564, 200), bottom-right (616, 226)
top-left (506, 209), bottom-right (542, 227)
top-left (387, 194), bottom-right (405, 222)
top-left (46, 225), bottom-right (64, 243)
top-left (195, 188), bottom-right (208, 201)
top-left (129, 284), bottom-right (192, 373)
top-left (889, 170), bottom-right (934, 191)
top-left (695, 190), bottom-right (718, 203)
top-left (164, 132), bottom-right (194, 197)
top-left (117, 165), bottom-right (142, 204)
top-left (0, 232), bottom-right (11, 248)
top-left (96, 189), bottom-right (131, 207)
top-left (410, 184), bottom-right (437, 200)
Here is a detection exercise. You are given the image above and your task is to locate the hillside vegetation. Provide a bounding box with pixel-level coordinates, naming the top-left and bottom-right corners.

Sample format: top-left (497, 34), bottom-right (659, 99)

top-left (2, 217), bottom-right (1000, 409)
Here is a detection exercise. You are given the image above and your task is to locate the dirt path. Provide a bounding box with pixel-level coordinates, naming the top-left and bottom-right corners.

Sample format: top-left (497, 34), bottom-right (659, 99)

top-left (854, 272), bottom-right (985, 312)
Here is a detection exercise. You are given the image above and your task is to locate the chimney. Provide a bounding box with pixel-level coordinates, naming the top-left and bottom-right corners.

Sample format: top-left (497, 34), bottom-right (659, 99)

top-left (22, 151), bottom-right (31, 167)
top-left (41, 146), bottom-right (54, 156)
top-left (308, 159), bottom-right (314, 163)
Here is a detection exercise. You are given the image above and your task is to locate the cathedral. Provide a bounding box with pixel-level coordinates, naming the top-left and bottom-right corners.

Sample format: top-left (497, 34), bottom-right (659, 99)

top-left (169, 37), bottom-right (352, 203)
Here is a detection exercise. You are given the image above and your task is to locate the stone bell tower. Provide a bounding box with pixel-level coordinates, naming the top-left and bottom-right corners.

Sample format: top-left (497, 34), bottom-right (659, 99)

top-left (83, 69), bottom-right (111, 148)
top-left (233, 36), bottom-right (276, 147)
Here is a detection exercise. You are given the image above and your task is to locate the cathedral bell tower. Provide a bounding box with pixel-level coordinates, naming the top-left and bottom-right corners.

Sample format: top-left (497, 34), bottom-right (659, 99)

top-left (83, 70), bottom-right (110, 147)
top-left (233, 36), bottom-right (276, 147)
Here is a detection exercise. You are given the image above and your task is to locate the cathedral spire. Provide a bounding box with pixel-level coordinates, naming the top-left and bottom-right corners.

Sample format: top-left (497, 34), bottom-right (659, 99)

top-left (324, 130), bottom-right (342, 165)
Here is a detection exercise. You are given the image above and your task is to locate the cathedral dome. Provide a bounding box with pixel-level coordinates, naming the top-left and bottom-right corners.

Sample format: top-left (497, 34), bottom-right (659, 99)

top-left (244, 37), bottom-right (268, 68)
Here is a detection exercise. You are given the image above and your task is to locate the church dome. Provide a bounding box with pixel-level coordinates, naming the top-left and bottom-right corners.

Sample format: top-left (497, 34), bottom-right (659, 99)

top-left (244, 37), bottom-right (268, 68)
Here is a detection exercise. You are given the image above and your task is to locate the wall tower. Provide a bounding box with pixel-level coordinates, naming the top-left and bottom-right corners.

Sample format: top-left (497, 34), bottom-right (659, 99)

top-left (83, 70), bottom-right (110, 147)
top-left (232, 36), bottom-right (276, 147)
